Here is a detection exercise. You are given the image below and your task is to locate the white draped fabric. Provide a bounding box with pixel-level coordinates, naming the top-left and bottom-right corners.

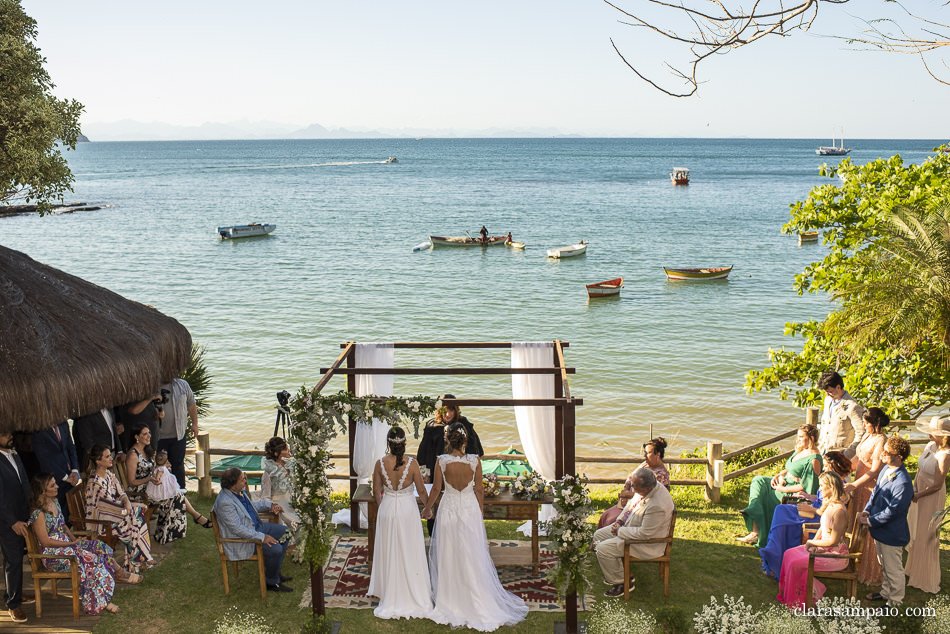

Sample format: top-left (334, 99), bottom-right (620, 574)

top-left (332, 343), bottom-right (393, 529)
top-left (511, 342), bottom-right (557, 535)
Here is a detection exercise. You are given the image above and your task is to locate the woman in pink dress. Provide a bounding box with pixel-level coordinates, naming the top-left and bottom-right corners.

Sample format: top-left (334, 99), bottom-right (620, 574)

top-left (905, 416), bottom-right (950, 593)
top-left (777, 473), bottom-right (849, 609)
top-left (844, 407), bottom-right (887, 585)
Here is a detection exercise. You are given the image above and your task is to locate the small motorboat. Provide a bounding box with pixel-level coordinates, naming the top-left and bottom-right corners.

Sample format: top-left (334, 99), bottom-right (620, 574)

top-left (385, 157), bottom-right (398, 163)
top-left (586, 277), bottom-right (623, 298)
top-left (506, 240), bottom-right (526, 249)
top-left (412, 241), bottom-right (432, 252)
top-left (663, 266), bottom-right (733, 281)
top-left (546, 240), bottom-right (588, 259)
top-left (670, 167), bottom-right (690, 185)
top-left (429, 235), bottom-right (509, 247)
top-left (217, 223), bottom-right (276, 240)
top-left (798, 231), bottom-right (820, 245)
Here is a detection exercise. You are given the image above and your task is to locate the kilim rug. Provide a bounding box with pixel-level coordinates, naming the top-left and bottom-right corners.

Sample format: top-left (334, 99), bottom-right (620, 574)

top-left (300, 535), bottom-right (592, 612)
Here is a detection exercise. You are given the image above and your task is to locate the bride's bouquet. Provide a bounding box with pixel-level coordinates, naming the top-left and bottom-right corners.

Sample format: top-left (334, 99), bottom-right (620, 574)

top-left (508, 471), bottom-right (548, 499)
top-left (482, 473), bottom-right (502, 497)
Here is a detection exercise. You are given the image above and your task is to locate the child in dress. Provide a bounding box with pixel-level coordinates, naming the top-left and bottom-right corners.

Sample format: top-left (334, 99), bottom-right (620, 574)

top-left (145, 450), bottom-right (181, 501)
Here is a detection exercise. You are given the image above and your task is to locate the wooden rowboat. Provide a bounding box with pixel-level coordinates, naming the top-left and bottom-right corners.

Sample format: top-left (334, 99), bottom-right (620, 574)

top-left (217, 223), bottom-right (276, 239)
top-left (586, 277), bottom-right (623, 298)
top-left (663, 266), bottom-right (733, 281)
top-left (429, 235), bottom-right (509, 247)
top-left (798, 231), bottom-right (820, 245)
top-left (546, 240), bottom-right (588, 259)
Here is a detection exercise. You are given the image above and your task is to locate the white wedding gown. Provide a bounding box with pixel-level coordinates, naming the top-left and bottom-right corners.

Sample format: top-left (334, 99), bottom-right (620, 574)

top-left (429, 454), bottom-right (528, 631)
top-left (366, 457), bottom-right (433, 620)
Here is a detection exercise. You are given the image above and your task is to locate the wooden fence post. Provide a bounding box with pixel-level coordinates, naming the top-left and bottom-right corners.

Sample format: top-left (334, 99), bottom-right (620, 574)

top-left (806, 407), bottom-right (819, 427)
top-left (705, 440), bottom-right (722, 503)
top-left (198, 432), bottom-right (212, 498)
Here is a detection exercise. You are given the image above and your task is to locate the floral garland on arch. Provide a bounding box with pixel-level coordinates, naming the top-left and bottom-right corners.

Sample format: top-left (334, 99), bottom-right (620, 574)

top-left (288, 389), bottom-right (440, 570)
top-left (541, 473), bottom-right (596, 599)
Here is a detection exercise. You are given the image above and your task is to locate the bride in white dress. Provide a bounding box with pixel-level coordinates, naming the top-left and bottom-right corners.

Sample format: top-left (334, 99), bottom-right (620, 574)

top-left (422, 423), bottom-right (528, 631)
top-left (366, 426), bottom-right (433, 620)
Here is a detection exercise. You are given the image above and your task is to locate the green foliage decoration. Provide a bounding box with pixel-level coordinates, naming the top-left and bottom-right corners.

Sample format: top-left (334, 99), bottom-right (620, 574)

top-left (541, 473), bottom-right (596, 599)
top-left (747, 148), bottom-right (950, 418)
top-left (287, 389), bottom-right (439, 571)
top-left (180, 342), bottom-right (213, 446)
top-left (0, 0), bottom-right (84, 213)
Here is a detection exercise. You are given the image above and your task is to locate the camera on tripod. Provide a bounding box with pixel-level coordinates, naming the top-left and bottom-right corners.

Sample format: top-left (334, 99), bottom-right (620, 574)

top-left (274, 390), bottom-right (292, 437)
top-left (276, 390), bottom-right (291, 409)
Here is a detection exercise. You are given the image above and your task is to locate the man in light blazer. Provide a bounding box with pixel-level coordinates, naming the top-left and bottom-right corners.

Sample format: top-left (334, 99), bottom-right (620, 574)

top-left (593, 467), bottom-right (675, 597)
top-left (816, 370), bottom-right (866, 458)
top-left (212, 467), bottom-right (292, 592)
top-left (859, 435), bottom-right (914, 607)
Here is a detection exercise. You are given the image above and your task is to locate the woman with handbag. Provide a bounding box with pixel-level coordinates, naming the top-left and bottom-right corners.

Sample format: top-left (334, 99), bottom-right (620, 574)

top-left (85, 444), bottom-right (155, 573)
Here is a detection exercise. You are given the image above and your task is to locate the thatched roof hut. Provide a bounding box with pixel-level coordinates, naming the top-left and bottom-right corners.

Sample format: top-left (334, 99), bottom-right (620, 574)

top-left (0, 245), bottom-right (192, 432)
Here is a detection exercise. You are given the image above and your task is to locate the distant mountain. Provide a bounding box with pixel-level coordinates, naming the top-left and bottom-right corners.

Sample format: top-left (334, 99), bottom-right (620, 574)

top-left (79, 119), bottom-right (574, 141)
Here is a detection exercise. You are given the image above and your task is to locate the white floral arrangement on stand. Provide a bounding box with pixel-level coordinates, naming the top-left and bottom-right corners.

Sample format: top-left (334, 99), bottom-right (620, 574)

top-left (508, 470), bottom-right (549, 499)
top-left (540, 473), bottom-right (595, 600)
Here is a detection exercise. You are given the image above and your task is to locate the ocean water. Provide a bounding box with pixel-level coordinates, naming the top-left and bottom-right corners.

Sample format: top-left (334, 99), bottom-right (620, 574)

top-left (2, 138), bottom-right (942, 466)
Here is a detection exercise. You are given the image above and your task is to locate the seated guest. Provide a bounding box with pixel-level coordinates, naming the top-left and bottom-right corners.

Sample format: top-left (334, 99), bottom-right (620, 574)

top-left (212, 467), bottom-right (292, 593)
top-left (29, 473), bottom-right (122, 614)
top-left (597, 488), bottom-right (634, 529)
top-left (738, 424), bottom-right (821, 547)
top-left (261, 437), bottom-right (301, 539)
top-left (759, 450), bottom-right (852, 578)
top-left (84, 444), bottom-right (154, 575)
top-left (777, 473), bottom-right (850, 609)
top-left (624, 437), bottom-right (671, 491)
top-left (593, 468), bottom-right (675, 597)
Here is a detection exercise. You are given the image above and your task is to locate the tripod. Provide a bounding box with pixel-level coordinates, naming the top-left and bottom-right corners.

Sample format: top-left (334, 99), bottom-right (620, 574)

top-left (274, 391), bottom-right (291, 437)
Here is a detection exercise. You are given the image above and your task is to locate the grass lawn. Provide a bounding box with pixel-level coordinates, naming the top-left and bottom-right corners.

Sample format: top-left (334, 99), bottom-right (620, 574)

top-left (93, 469), bottom-right (950, 634)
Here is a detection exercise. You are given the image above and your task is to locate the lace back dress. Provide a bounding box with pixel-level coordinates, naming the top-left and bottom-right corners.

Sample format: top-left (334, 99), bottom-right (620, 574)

top-left (367, 456), bottom-right (433, 620)
top-left (429, 454), bottom-right (528, 632)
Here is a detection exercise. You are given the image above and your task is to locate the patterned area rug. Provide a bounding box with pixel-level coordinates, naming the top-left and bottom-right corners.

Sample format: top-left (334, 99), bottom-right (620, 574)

top-left (300, 535), bottom-right (592, 612)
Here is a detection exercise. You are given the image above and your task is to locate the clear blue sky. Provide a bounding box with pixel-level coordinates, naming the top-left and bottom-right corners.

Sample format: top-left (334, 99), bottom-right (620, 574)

top-left (23, 0), bottom-right (950, 138)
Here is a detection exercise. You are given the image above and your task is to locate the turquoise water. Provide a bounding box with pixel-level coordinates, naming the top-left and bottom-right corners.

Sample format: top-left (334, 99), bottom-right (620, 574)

top-left (2, 138), bottom-right (942, 463)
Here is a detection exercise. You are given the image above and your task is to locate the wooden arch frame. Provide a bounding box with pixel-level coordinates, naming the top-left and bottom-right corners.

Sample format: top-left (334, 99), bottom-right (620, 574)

top-left (311, 340), bottom-right (583, 629)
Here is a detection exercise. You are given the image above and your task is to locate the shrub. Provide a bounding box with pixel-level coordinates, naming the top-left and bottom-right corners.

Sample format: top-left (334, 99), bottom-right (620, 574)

top-left (693, 595), bottom-right (758, 634)
top-left (586, 599), bottom-right (658, 634)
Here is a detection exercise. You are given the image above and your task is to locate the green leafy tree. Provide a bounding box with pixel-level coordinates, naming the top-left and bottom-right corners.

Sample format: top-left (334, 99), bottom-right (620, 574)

top-left (0, 0), bottom-right (83, 213)
top-left (746, 148), bottom-right (950, 418)
top-left (180, 343), bottom-right (212, 445)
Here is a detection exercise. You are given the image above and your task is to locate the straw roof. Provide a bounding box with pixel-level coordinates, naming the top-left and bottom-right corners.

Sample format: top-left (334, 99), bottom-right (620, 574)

top-left (0, 245), bottom-right (192, 432)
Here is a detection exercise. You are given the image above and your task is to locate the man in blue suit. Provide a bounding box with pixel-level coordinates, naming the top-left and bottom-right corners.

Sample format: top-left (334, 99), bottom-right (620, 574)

top-left (212, 467), bottom-right (292, 592)
top-left (0, 431), bottom-right (33, 623)
top-left (859, 435), bottom-right (914, 606)
top-left (31, 420), bottom-right (81, 524)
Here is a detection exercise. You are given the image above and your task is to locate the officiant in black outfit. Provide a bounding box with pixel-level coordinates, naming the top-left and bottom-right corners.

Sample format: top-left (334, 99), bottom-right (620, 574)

top-left (416, 394), bottom-right (484, 536)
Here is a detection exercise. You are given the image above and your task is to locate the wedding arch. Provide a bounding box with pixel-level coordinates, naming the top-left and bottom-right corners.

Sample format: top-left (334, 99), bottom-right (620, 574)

top-left (289, 340), bottom-right (584, 631)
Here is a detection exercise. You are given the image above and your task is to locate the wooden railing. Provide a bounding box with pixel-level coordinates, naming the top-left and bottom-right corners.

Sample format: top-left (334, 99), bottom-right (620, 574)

top-left (192, 409), bottom-right (934, 502)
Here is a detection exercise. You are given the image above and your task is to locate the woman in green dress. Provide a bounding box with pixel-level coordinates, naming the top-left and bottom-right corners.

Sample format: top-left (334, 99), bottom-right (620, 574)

top-left (737, 424), bottom-right (822, 548)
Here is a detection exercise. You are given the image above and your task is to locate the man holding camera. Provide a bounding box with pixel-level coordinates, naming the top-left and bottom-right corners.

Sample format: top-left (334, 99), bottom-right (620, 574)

top-left (157, 378), bottom-right (198, 490)
top-left (119, 394), bottom-right (162, 452)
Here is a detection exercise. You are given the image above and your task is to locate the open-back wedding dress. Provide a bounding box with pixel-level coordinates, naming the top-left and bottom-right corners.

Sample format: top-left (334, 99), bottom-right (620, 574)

top-left (428, 454), bottom-right (528, 631)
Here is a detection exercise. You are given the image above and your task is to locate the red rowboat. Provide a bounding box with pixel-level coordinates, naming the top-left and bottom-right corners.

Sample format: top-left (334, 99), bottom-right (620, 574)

top-left (585, 277), bottom-right (623, 298)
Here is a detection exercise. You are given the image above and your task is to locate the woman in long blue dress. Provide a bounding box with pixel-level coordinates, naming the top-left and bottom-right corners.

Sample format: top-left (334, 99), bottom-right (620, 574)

top-left (738, 424), bottom-right (822, 548)
top-left (759, 451), bottom-right (852, 577)
top-left (29, 473), bottom-right (120, 615)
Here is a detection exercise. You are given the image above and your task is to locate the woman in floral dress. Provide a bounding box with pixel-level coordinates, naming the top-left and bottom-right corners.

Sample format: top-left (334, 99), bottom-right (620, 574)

top-left (125, 424), bottom-right (190, 543)
top-left (260, 436), bottom-right (301, 541)
top-left (85, 444), bottom-right (154, 572)
top-left (30, 473), bottom-right (120, 614)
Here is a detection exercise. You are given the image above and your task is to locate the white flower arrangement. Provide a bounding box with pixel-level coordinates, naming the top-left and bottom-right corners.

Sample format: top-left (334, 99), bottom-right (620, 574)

top-left (482, 473), bottom-right (502, 497)
top-left (586, 599), bottom-right (657, 634)
top-left (923, 594), bottom-right (950, 634)
top-left (288, 388), bottom-right (439, 569)
top-left (756, 604), bottom-right (817, 634)
top-left (540, 473), bottom-right (595, 599)
top-left (508, 471), bottom-right (549, 499)
top-left (213, 608), bottom-right (278, 634)
top-left (693, 595), bottom-right (759, 634)
top-left (813, 596), bottom-right (883, 634)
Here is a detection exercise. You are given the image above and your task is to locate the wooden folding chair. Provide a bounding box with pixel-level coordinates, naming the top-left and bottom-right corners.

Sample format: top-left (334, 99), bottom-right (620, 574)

top-left (25, 529), bottom-right (81, 619)
top-left (622, 509), bottom-right (676, 599)
top-left (803, 510), bottom-right (868, 608)
top-left (66, 483), bottom-right (119, 550)
top-left (210, 510), bottom-right (267, 598)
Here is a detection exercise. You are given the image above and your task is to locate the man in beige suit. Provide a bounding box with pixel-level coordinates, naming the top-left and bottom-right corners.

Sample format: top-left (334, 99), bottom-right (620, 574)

top-left (816, 370), bottom-right (866, 458)
top-left (593, 468), bottom-right (675, 597)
